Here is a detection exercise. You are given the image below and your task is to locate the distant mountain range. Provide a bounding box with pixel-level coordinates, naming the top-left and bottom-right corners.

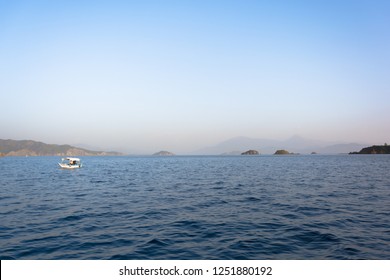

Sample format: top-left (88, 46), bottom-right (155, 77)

top-left (194, 135), bottom-right (368, 155)
top-left (0, 139), bottom-right (123, 157)
top-left (0, 137), bottom-right (372, 157)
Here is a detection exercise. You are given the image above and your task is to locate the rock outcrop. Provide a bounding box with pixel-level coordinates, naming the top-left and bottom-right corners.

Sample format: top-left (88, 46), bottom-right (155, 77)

top-left (241, 150), bottom-right (259, 155)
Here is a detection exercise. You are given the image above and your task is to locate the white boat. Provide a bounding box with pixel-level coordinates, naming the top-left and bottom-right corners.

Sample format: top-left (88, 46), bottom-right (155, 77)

top-left (58, 157), bottom-right (82, 169)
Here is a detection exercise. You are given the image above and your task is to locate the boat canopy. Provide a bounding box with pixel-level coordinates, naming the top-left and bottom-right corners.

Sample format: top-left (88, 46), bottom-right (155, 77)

top-left (63, 157), bottom-right (81, 162)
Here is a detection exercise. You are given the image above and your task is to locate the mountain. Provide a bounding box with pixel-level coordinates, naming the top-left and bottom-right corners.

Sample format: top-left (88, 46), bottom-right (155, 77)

top-left (195, 136), bottom-right (276, 155)
top-left (194, 136), bottom-right (367, 155)
top-left (0, 139), bottom-right (123, 156)
top-left (317, 143), bottom-right (367, 154)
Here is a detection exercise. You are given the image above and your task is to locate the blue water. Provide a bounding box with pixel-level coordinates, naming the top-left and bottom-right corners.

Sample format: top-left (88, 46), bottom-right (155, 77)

top-left (1, 155), bottom-right (389, 259)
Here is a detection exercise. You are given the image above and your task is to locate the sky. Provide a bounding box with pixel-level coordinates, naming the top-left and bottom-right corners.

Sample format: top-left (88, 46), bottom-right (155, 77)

top-left (1, 0), bottom-right (389, 154)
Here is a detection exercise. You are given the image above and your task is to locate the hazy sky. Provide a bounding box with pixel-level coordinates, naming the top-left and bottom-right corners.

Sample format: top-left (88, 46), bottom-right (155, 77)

top-left (1, 0), bottom-right (389, 153)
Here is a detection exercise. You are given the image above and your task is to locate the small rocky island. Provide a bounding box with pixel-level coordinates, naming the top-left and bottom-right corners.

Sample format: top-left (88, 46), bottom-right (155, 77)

top-left (241, 150), bottom-right (259, 155)
top-left (274, 149), bottom-right (293, 155)
top-left (349, 145), bottom-right (390, 154)
top-left (153, 151), bottom-right (175, 156)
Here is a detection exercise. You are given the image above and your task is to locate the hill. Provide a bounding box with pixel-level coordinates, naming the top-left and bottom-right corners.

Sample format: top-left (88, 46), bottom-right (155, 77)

top-left (349, 145), bottom-right (390, 154)
top-left (0, 139), bottom-right (123, 156)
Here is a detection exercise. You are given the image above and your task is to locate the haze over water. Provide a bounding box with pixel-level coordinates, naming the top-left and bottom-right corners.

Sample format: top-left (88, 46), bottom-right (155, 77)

top-left (1, 155), bottom-right (389, 259)
top-left (1, 1), bottom-right (390, 153)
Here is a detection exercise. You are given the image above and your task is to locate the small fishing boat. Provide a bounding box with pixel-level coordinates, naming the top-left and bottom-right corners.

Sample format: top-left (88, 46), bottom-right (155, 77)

top-left (58, 157), bottom-right (82, 169)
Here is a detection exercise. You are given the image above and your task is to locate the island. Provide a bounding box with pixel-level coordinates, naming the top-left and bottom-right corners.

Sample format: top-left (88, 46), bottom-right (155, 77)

top-left (0, 139), bottom-right (123, 156)
top-left (274, 149), bottom-right (292, 155)
top-left (153, 151), bottom-right (175, 156)
top-left (349, 145), bottom-right (390, 154)
top-left (241, 150), bottom-right (260, 155)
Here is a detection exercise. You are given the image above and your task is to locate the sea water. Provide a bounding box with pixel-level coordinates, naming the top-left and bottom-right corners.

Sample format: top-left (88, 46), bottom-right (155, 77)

top-left (0, 155), bottom-right (389, 259)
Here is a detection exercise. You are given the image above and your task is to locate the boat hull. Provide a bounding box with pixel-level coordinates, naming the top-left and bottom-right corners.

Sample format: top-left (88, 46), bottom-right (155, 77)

top-left (58, 163), bottom-right (82, 169)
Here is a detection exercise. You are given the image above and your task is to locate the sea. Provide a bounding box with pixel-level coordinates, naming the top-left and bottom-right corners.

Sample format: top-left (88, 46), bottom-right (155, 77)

top-left (0, 155), bottom-right (389, 260)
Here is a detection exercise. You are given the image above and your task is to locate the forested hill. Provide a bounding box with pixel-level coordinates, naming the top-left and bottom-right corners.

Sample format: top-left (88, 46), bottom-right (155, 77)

top-left (0, 139), bottom-right (123, 156)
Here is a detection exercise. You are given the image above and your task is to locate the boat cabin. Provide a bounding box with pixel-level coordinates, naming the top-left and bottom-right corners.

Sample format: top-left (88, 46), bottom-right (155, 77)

top-left (59, 157), bottom-right (82, 169)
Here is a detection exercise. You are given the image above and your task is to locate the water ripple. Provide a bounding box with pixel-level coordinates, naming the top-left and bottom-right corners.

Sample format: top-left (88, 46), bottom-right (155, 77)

top-left (1, 155), bottom-right (389, 259)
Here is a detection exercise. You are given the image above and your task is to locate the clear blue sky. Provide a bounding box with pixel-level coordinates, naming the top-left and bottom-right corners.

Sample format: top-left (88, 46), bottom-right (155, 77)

top-left (1, 0), bottom-right (389, 153)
